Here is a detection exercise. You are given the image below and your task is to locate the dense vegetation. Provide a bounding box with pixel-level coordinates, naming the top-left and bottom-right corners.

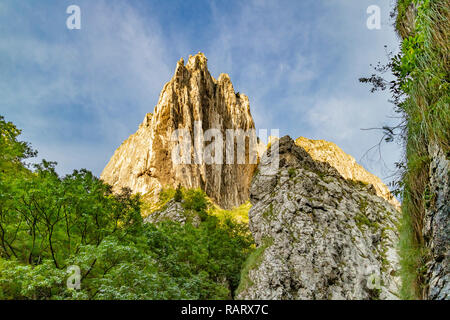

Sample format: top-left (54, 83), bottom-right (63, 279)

top-left (0, 116), bottom-right (254, 299)
top-left (361, 0), bottom-right (449, 299)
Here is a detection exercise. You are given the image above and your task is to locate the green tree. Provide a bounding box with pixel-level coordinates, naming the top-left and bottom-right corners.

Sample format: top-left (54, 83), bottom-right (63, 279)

top-left (0, 115), bottom-right (254, 300)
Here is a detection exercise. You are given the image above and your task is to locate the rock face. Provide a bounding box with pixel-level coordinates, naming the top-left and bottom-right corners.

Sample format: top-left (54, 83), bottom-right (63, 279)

top-left (295, 137), bottom-right (400, 210)
top-left (424, 142), bottom-right (449, 300)
top-left (237, 136), bottom-right (401, 300)
top-left (143, 199), bottom-right (200, 226)
top-left (101, 53), bottom-right (256, 209)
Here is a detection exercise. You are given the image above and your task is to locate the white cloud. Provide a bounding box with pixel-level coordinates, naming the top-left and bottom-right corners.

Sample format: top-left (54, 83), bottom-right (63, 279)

top-left (1, 0), bottom-right (403, 187)
top-left (0, 1), bottom-right (174, 175)
top-left (203, 0), bottom-right (402, 184)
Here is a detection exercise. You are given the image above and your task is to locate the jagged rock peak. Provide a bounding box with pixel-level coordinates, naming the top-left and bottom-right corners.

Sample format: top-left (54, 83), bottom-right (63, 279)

top-left (101, 52), bottom-right (256, 209)
top-left (295, 136), bottom-right (400, 210)
top-left (186, 52), bottom-right (207, 69)
top-left (237, 136), bottom-right (401, 300)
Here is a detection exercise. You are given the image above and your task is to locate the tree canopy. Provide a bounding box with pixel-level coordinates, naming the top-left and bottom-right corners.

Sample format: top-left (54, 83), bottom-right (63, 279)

top-left (0, 116), bottom-right (253, 300)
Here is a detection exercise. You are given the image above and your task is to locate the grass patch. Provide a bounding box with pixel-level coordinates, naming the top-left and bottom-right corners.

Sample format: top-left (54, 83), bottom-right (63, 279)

top-left (209, 201), bottom-right (252, 225)
top-left (235, 237), bottom-right (274, 297)
top-left (288, 168), bottom-right (297, 179)
top-left (398, 202), bottom-right (429, 299)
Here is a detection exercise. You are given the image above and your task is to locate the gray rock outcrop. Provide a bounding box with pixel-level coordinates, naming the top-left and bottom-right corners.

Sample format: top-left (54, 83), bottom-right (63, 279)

top-left (144, 199), bottom-right (201, 226)
top-left (295, 137), bottom-right (400, 210)
top-left (237, 136), bottom-right (401, 300)
top-left (424, 142), bottom-right (449, 299)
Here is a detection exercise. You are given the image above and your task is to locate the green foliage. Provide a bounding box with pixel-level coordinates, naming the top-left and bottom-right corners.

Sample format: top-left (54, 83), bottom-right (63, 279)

top-left (0, 161), bottom-right (142, 267)
top-left (209, 201), bottom-right (252, 225)
top-left (288, 168), bottom-right (296, 178)
top-left (398, 203), bottom-right (429, 300)
top-left (362, 0), bottom-right (449, 299)
top-left (391, 0), bottom-right (449, 150)
top-left (0, 116), bottom-right (37, 172)
top-left (146, 217), bottom-right (253, 299)
top-left (158, 188), bottom-right (176, 206)
top-left (0, 258), bottom-right (71, 300)
top-left (182, 189), bottom-right (208, 212)
top-left (235, 237), bottom-right (273, 297)
top-left (394, 0), bottom-right (448, 299)
top-left (396, 0), bottom-right (415, 18)
top-left (0, 116), bottom-right (254, 300)
top-left (174, 183), bottom-right (183, 202)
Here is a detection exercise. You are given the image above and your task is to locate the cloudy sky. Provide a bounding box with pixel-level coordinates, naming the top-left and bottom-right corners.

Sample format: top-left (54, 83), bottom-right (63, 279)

top-left (0, 0), bottom-right (402, 186)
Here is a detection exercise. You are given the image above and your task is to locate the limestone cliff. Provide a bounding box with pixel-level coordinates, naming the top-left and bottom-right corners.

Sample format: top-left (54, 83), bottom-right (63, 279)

top-left (295, 137), bottom-right (400, 210)
top-left (101, 53), bottom-right (256, 209)
top-left (237, 136), bottom-right (401, 300)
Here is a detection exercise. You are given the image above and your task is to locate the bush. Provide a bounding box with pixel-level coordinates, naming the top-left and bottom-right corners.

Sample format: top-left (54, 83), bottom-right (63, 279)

top-left (174, 184), bottom-right (183, 202)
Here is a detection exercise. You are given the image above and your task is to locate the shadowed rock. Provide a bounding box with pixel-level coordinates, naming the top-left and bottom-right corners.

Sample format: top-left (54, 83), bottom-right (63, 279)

top-left (237, 136), bottom-right (401, 300)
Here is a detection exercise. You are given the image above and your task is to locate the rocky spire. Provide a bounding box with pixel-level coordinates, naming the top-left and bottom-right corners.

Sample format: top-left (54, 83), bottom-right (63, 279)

top-left (101, 53), bottom-right (257, 209)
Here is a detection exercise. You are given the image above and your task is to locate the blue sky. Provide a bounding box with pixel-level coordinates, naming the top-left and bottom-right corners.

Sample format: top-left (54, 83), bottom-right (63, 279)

top-left (0, 0), bottom-right (402, 186)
